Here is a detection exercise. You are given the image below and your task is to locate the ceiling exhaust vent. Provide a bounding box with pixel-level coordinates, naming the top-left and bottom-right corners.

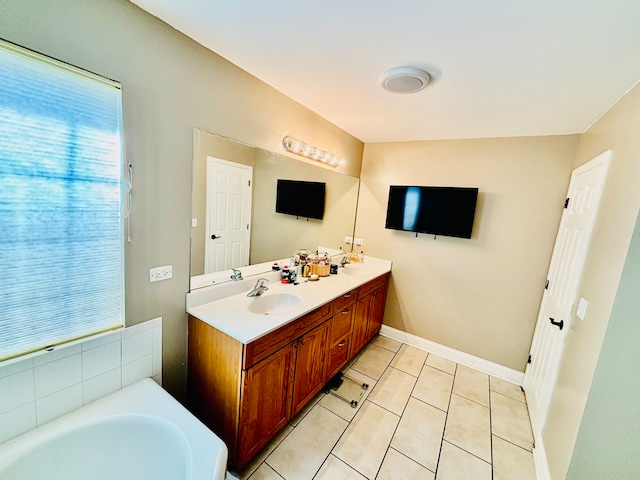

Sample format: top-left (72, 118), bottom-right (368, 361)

top-left (380, 67), bottom-right (430, 94)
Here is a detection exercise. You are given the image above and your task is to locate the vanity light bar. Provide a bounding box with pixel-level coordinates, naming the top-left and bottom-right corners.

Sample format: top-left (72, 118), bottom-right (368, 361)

top-left (282, 136), bottom-right (346, 168)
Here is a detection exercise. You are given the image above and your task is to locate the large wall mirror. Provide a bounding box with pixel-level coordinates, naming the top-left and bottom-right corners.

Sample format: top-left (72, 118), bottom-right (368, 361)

top-left (190, 129), bottom-right (360, 290)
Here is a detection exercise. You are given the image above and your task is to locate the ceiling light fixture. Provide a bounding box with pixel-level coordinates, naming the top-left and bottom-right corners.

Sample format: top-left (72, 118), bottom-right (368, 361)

top-left (380, 66), bottom-right (431, 94)
top-left (282, 136), bottom-right (345, 168)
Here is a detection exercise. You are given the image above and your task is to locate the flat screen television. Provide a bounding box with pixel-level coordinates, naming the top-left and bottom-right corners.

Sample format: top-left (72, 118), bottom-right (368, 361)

top-left (385, 185), bottom-right (479, 239)
top-left (275, 179), bottom-right (326, 220)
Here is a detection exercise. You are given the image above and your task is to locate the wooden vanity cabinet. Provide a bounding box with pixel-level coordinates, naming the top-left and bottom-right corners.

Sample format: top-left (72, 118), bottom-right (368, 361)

top-left (187, 272), bottom-right (389, 470)
top-left (352, 273), bottom-right (390, 355)
top-left (188, 301), bottom-right (332, 470)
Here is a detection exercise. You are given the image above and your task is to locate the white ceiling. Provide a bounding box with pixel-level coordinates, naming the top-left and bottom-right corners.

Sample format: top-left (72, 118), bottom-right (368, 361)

top-left (131, 0), bottom-right (640, 144)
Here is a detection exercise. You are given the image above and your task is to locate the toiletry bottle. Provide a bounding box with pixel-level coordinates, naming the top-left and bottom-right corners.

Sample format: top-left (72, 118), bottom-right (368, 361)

top-left (272, 262), bottom-right (280, 271)
top-left (281, 265), bottom-right (290, 284)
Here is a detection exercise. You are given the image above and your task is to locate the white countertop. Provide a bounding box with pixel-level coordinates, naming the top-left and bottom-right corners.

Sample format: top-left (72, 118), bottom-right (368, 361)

top-left (186, 256), bottom-right (392, 344)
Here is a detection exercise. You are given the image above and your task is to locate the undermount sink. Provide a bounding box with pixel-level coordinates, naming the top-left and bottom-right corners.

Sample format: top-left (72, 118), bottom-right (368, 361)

top-left (340, 266), bottom-right (368, 276)
top-left (247, 293), bottom-right (301, 315)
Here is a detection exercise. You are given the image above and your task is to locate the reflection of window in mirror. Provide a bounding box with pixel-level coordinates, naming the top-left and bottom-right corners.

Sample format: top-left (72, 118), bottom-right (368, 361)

top-left (190, 129), bottom-right (360, 289)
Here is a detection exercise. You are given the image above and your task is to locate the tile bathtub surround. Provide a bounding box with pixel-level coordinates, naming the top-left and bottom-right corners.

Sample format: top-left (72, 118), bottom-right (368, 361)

top-left (228, 340), bottom-right (536, 480)
top-left (0, 317), bottom-right (162, 445)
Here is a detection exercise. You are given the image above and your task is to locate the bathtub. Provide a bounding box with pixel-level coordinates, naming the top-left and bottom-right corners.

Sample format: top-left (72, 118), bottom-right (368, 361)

top-left (0, 378), bottom-right (227, 480)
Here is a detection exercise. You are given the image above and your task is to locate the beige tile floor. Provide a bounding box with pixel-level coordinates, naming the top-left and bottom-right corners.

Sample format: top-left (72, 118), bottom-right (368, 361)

top-left (228, 337), bottom-right (536, 480)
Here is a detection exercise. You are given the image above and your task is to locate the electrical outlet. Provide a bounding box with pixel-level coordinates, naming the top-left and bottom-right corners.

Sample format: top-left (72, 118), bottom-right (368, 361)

top-left (344, 236), bottom-right (353, 244)
top-left (354, 238), bottom-right (363, 246)
top-left (150, 265), bottom-right (173, 283)
top-left (191, 218), bottom-right (198, 227)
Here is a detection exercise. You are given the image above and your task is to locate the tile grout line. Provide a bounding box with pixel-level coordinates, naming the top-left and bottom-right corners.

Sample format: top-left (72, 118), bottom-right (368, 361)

top-left (302, 340), bottom-right (397, 480)
top-left (489, 388), bottom-right (536, 453)
top-left (442, 362), bottom-right (495, 477)
top-left (433, 357), bottom-right (458, 478)
top-left (241, 423), bottom-right (296, 479)
top-left (354, 342), bottom-right (410, 479)
top-left (489, 377), bottom-right (495, 480)
top-left (306, 402), bottom-right (359, 480)
top-left (371, 360), bottom-right (411, 479)
top-left (370, 345), bottom-right (404, 479)
top-left (401, 353), bottom-right (449, 477)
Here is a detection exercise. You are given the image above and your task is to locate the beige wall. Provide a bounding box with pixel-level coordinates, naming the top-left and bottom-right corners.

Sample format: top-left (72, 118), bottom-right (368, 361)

top-left (544, 82), bottom-right (640, 479)
top-left (356, 136), bottom-right (579, 371)
top-left (0, 0), bottom-right (363, 400)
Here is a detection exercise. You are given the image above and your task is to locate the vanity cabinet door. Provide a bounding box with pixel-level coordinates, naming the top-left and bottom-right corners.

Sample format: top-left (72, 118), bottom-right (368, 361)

top-left (291, 321), bottom-right (329, 416)
top-left (352, 273), bottom-right (390, 355)
top-left (352, 294), bottom-right (372, 355)
top-left (238, 343), bottom-right (295, 467)
top-left (367, 283), bottom-right (388, 341)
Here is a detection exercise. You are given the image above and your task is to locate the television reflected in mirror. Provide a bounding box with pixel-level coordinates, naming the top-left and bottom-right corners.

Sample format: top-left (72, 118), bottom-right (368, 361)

top-left (385, 185), bottom-right (479, 239)
top-left (190, 130), bottom-right (360, 288)
top-left (275, 179), bottom-right (326, 220)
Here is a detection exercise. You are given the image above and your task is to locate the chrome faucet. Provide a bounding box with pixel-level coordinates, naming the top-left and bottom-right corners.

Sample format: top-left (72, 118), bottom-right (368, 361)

top-left (230, 268), bottom-right (243, 281)
top-left (247, 278), bottom-right (269, 297)
top-left (340, 255), bottom-right (350, 267)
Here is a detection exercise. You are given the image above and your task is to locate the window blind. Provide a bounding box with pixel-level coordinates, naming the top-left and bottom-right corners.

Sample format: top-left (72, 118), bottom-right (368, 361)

top-left (0, 40), bottom-right (124, 361)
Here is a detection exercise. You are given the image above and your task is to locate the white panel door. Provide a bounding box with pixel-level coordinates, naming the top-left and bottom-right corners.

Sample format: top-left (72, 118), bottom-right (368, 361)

top-left (205, 157), bottom-right (252, 273)
top-left (523, 150), bottom-right (610, 435)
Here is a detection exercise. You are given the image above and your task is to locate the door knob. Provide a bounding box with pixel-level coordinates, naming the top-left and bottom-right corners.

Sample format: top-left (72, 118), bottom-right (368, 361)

top-left (549, 317), bottom-right (564, 330)
top-left (211, 234), bottom-right (222, 240)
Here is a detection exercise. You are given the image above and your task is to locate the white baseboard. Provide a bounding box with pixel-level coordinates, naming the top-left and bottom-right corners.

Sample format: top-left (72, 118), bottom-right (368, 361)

top-left (379, 325), bottom-right (524, 386)
top-left (533, 433), bottom-right (551, 480)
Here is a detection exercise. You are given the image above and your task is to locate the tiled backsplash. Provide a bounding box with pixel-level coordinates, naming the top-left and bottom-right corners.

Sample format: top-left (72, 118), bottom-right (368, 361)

top-left (0, 317), bottom-right (162, 445)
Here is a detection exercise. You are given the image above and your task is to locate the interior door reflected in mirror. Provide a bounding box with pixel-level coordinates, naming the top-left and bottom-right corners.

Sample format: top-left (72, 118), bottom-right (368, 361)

top-left (204, 157), bottom-right (252, 274)
top-left (191, 129), bottom-right (360, 290)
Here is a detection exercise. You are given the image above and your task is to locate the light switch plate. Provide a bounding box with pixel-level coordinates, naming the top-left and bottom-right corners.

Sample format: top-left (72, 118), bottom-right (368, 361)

top-left (191, 218), bottom-right (198, 227)
top-left (577, 297), bottom-right (588, 320)
top-left (344, 236), bottom-right (353, 244)
top-left (354, 238), bottom-right (363, 246)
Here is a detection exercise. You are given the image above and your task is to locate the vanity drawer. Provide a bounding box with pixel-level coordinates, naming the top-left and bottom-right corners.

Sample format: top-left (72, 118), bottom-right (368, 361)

top-left (357, 273), bottom-right (389, 299)
top-left (333, 287), bottom-right (358, 312)
top-left (327, 334), bottom-right (351, 380)
top-left (243, 302), bottom-right (333, 368)
top-left (330, 304), bottom-right (355, 344)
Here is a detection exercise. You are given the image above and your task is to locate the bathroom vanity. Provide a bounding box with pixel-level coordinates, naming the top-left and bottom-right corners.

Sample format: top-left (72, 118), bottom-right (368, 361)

top-left (186, 258), bottom-right (391, 470)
